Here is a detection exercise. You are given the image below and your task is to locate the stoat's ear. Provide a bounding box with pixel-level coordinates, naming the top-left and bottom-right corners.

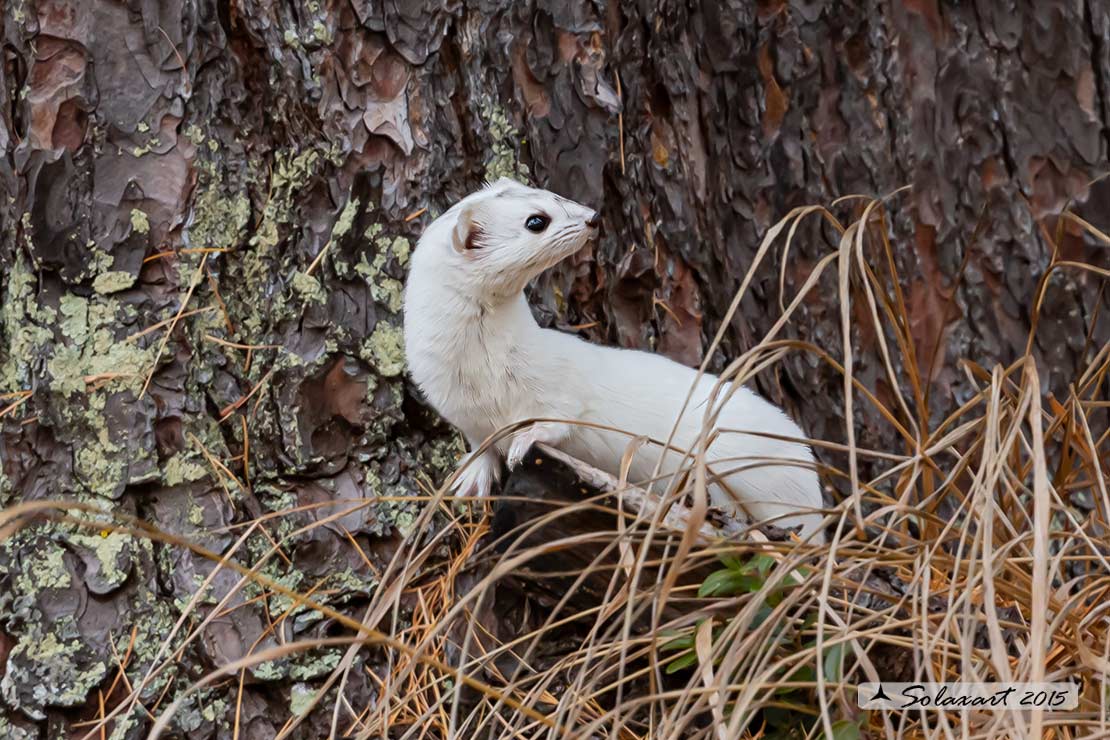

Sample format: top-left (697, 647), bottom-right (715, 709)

top-left (451, 202), bottom-right (484, 253)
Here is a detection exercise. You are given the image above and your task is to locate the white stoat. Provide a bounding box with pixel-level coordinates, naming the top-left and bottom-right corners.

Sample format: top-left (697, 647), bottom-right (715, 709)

top-left (403, 178), bottom-right (824, 541)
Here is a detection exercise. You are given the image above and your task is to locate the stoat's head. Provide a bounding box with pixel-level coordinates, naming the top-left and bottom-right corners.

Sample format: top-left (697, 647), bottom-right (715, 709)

top-left (416, 178), bottom-right (600, 301)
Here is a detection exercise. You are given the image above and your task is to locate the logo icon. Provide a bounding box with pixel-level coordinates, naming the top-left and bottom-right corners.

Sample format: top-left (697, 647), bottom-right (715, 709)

top-left (869, 685), bottom-right (891, 702)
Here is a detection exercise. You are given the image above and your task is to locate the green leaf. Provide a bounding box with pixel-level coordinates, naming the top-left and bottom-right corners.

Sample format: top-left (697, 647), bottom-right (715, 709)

top-left (824, 719), bottom-right (862, 740)
top-left (783, 663), bottom-right (815, 684)
top-left (664, 651), bottom-right (698, 674)
top-left (698, 568), bottom-right (761, 597)
top-left (790, 564), bottom-right (814, 585)
top-left (750, 602), bottom-right (774, 629)
top-left (660, 634), bottom-right (694, 653)
top-left (742, 553), bottom-right (777, 579)
top-left (698, 569), bottom-right (732, 597)
top-left (824, 642), bottom-right (845, 683)
top-left (719, 552), bottom-right (744, 571)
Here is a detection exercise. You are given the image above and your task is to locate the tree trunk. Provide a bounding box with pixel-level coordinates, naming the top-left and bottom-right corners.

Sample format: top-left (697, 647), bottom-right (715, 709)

top-left (1, 0), bottom-right (1107, 736)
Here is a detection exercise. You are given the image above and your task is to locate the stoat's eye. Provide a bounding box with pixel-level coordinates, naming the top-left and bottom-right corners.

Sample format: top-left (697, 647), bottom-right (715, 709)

top-left (525, 214), bottom-right (550, 233)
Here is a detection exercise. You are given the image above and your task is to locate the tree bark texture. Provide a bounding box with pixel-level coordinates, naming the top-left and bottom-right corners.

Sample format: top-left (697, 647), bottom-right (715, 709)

top-left (1, 0), bottom-right (1108, 735)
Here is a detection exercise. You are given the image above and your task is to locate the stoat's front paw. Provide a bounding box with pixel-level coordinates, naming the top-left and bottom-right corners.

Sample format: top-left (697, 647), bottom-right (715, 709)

top-left (507, 423), bottom-right (568, 469)
top-left (506, 430), bottom-right (539, 470)
top-left (450, 451), bottom-right (501, 499)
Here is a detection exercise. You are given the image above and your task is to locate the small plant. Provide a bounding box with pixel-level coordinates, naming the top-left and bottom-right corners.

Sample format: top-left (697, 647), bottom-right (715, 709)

top-left (660, 550), bottom-right (863, 737)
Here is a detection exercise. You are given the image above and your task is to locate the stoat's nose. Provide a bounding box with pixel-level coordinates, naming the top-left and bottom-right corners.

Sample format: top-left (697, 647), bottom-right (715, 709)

top-left (585, 212), bottom-right (601, 229)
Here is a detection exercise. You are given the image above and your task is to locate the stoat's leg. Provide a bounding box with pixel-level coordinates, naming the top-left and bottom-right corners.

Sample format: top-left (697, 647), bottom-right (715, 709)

top-left (451, 447), bottom-right (501, 499)
top-left (507, 422), bottom-right (570, 469)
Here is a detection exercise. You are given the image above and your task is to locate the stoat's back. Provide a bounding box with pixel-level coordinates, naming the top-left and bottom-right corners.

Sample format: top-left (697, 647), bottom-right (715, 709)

top-left (555, 340), bottom-right (824, 539)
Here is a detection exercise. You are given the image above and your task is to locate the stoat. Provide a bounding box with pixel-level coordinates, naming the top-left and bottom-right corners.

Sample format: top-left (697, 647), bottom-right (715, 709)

top-left (403, 179), bottom-right (824, 541)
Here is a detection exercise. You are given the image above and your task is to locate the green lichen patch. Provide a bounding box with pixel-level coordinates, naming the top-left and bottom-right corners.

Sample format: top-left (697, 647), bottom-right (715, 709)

top-left (183, 124), bottom-right (205, 145)
top-left (47, 345), bottom-right (88, 396)
top-left (311, 19), bottom-right (331, 43)
top-left (427, 433), bottom-right (466, 477)
top-left (1, 251), bottom-right (56, 390)
top-left (356, 235), bottom-right (410, 314)
top-left (391, 238), bottom-right (411, 267)
top-left (0, 621), bottom-right (108, 719)
top-left (59, 294), bottom-right (90, 345)
top-left (200, 691), bottom-right (228, 724)
top-left (252, 659), bottom-right (285, 682)
top-left (13, 538), bottom-right (72, 593)
top-left (168, 686), bottom-right (228, 735)
top-left (289, 683), bottom-right (317, 716)
top-left (47, 372), bottom-right (159, 496)
top-left (129, 208), bottom-right (150, 234)
top-left (87, 243), bottom-right (114, 276)
top-left (216, 146), bottom-right (327, 342)
top-left (0, 520), bottom-right (138, 671)
top-left (325, 567), bottom-right (379, 599)
top-left (362, 322), bottom-right (405, 377)
top-left (130, 137), bottom-right (161, 157)
top-left (72, 416), bottom-right (126, 498)
top-left (188, 499), bottom-right (205, 526)
top-left (124, 594), bottom-right (185, 691)
top-left (289, 649), bottom-right (341, 680)
top-left (363, 379), bottom-right (404, 444)
top-left (69, 530), bottom-right (132, 590)
top-left (291, 270), bottom-right (327, 305)
top-left (480, 100), bottom-right (529, 183)
top-left (188, 182), bottom-right (251, 251)
top-left (354, 462), bottom-right (420, 537)
top-left (256, 644), bottom-right (342, 684)
top-left (264, 568), bottom-right (306, 616)
top-left (46, 295), bottom-right (158, 400)
top-left (375, 495), bottom-right (419, 537)
top-left (0, 716), bottom-right (36, 740)
top-left (256, 482), bottom-right (297, 514)
top-left (0, 465), bottom-right (11, 506)
top-left (106, 710), bottom-right (144, 740)
top-left (249, 148), bottom-right (323, 255)
top-left (333, 197), bottom-right (359, 239)
top-left (92, 270), bottom-right (137, 294)
top-left (163, 452), bottom-right (210, 486)
top-left (321, 196), bottom-right (360, 276)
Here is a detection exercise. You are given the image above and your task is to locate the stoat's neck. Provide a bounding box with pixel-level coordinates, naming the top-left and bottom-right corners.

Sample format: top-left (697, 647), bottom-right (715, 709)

top-left (467, 291), bottom-right (538, 346)
top-left (408, 276), bottom-right (540, 360)
top-left (416, 289), bottom-right (539, 403)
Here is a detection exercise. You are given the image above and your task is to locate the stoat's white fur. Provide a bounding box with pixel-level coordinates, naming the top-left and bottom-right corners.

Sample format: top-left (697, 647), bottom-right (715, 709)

top-left (403, 179), bottom-right (824, 541)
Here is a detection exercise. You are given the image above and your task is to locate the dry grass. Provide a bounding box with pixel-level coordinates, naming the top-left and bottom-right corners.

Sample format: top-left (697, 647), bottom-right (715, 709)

top-left (3, 190), bottom-right (1110, 739)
